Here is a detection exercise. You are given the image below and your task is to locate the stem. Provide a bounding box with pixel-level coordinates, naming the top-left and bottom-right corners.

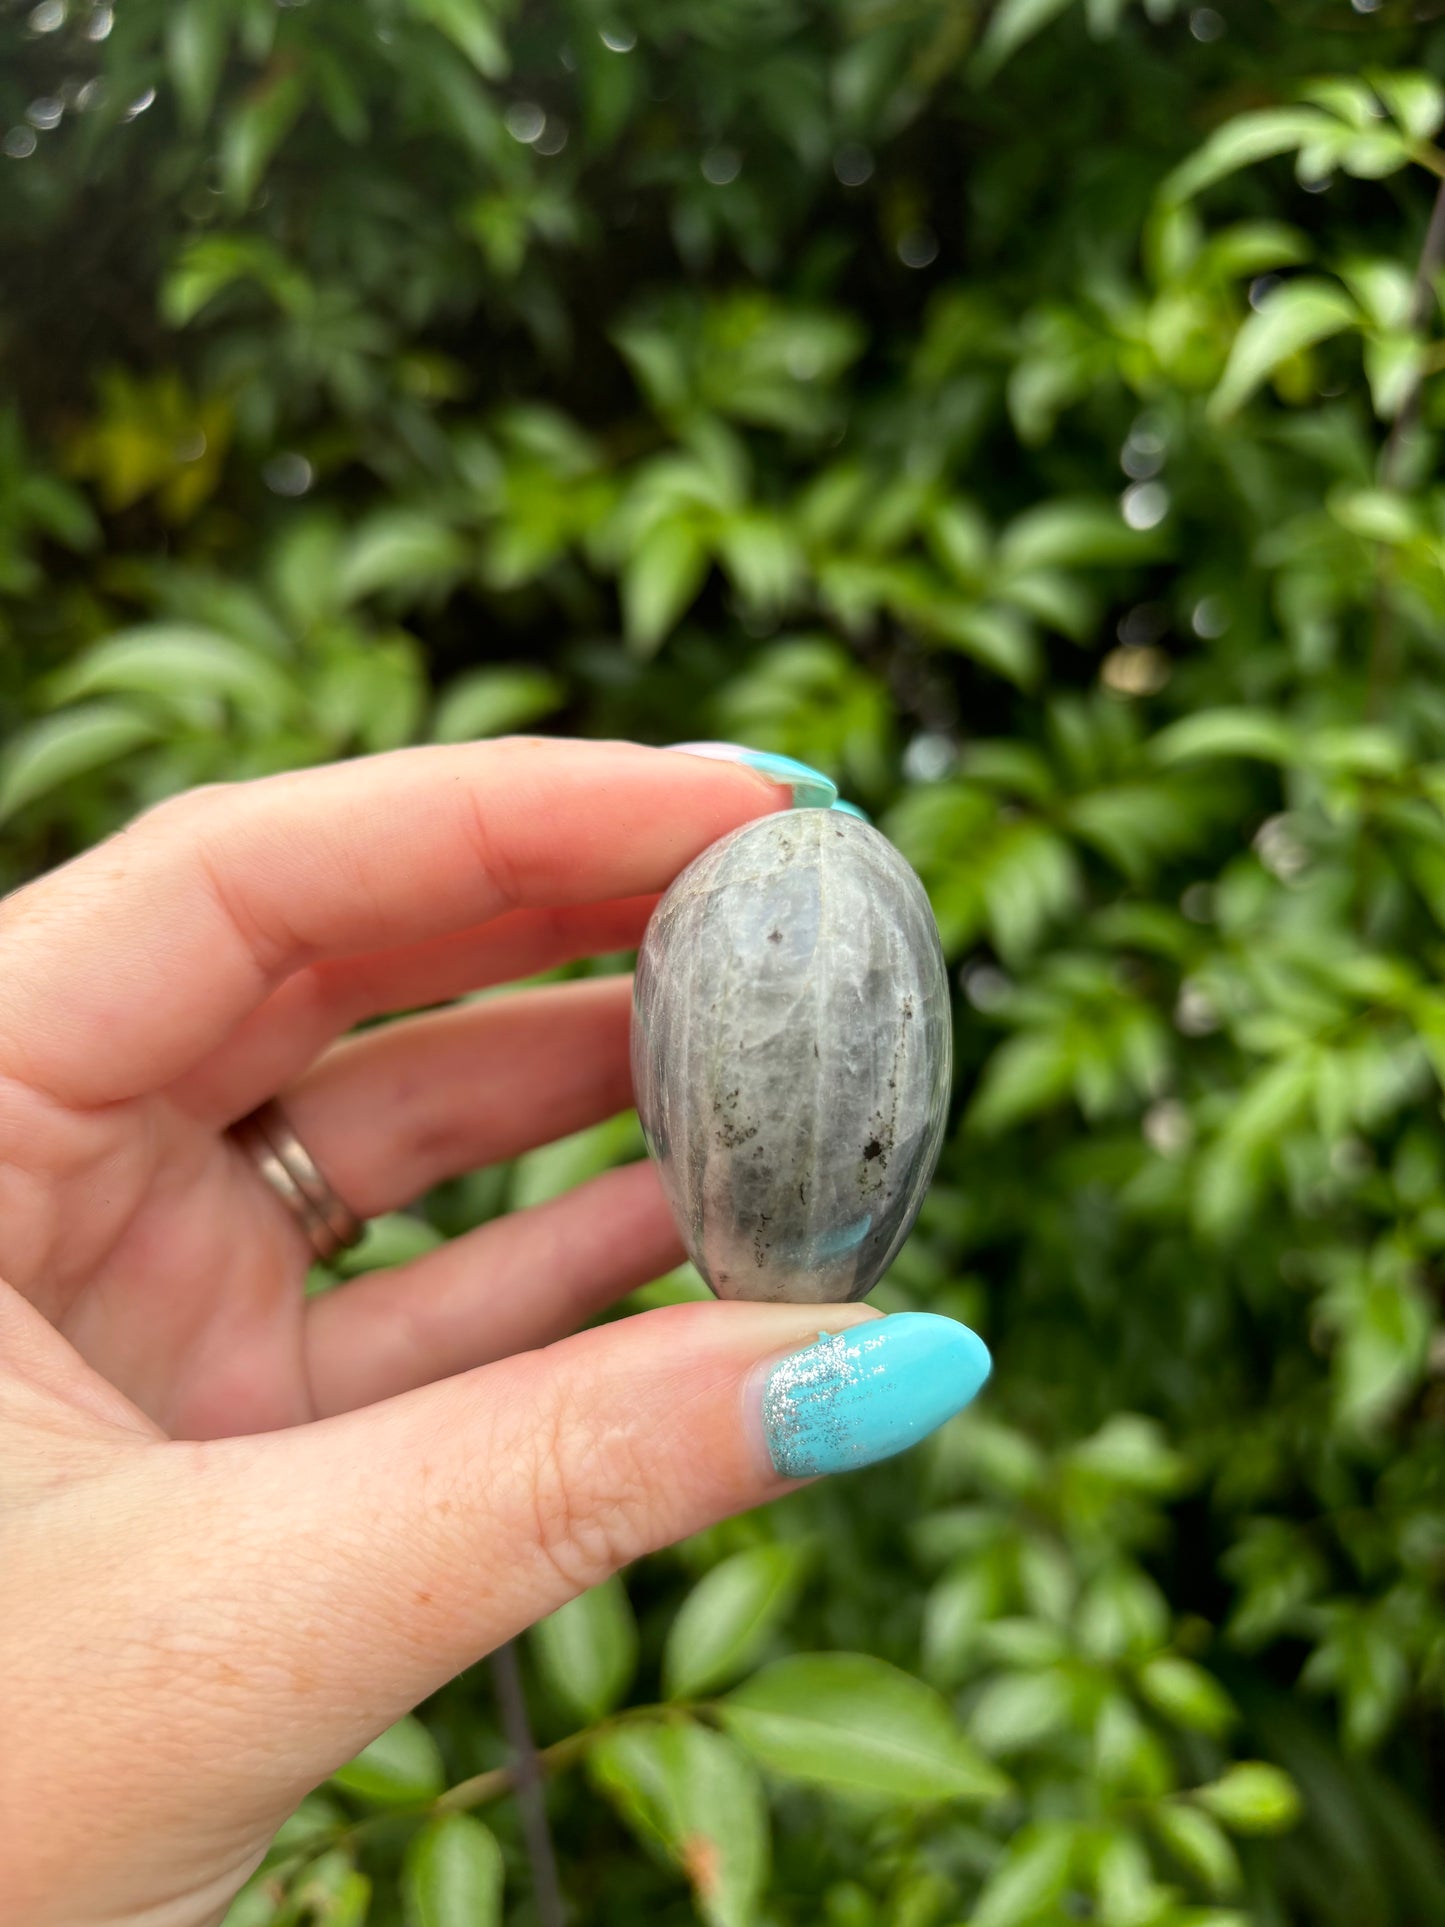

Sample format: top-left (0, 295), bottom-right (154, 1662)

top-left (1364, 173), bottom-right (1445, 719)
top-left (261, 1702), bottom-right (687, 1898)
top-left (436, 1725), bottom-right (594, 1815)
top-left (486, 1641), bottom-right (567, 1927)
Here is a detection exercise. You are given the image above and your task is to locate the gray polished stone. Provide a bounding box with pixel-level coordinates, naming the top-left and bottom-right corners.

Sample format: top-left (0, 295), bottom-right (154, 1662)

top-left (631, 810), bottom-right (951, 1303)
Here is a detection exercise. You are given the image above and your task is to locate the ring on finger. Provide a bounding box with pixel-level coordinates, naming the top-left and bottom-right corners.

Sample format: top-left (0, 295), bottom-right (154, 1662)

top-left (229, 1098), bottom-right (366, 1264)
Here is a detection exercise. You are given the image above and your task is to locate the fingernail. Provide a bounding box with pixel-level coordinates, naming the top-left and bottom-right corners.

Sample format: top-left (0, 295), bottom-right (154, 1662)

top-left (667, 741), bottom-right (838, 811)
top-left (759, 1312), bottom-right (991, 1479)
top-left (831, 799), bottom-right (871, 824)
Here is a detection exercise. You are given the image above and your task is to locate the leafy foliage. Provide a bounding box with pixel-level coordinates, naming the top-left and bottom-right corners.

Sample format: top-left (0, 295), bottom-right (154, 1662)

top-left (3, 1), bottom-right (1445, 1922)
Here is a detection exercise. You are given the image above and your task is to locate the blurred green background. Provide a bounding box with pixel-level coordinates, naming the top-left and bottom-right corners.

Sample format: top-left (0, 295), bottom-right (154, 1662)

top-left (5, 2), bottom-right (1445, 1924)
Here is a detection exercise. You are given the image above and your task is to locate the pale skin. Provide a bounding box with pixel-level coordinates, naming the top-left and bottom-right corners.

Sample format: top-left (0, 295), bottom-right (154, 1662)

top-left (0, 739), bottom-right (878, 1927)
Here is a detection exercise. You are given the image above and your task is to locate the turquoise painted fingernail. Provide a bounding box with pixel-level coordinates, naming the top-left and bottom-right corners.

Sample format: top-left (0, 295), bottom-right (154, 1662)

top-left (667, 741), bottom-right (838, 810)
top-left (761, 1313), bottom-right (991, 1479)
top-left (831, 799), bottom-right (871, 823)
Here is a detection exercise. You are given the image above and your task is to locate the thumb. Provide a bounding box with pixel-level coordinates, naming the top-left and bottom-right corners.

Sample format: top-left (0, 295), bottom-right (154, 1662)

top-left (14, 1301), bottom-right (989, 1919)
top-left (196, 1301), bottom-right (987, 1783)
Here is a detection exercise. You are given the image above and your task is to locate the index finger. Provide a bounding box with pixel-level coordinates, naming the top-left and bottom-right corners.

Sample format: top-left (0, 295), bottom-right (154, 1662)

top-left (0, 739), bottom-right (796, 1107)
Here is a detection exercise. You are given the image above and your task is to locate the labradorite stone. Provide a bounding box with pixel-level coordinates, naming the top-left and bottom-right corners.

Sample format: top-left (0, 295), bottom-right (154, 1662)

top-left (631, 810), bottom-right (951, 1304)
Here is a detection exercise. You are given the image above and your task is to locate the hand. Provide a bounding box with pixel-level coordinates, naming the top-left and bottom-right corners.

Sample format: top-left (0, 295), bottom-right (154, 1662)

top-left (0, 738), bottom-right (986, 1927)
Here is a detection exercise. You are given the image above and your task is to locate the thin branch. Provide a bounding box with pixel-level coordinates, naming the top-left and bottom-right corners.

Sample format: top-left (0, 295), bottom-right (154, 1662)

top-left (487, 1641), bottom-right (568, 1927)
top-left (1385, 180), bottom-right (1445, 474)
top-left (1364, 173), bottom-right (1445, 718)
top-left (436, 1724), bottom-right (592, 1815)
top-left (261, 1702), bottom-right (693, 1901)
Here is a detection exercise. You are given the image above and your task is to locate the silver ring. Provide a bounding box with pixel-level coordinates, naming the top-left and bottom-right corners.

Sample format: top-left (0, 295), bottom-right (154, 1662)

top-left (230, 1098), bottom-right (366, 1264)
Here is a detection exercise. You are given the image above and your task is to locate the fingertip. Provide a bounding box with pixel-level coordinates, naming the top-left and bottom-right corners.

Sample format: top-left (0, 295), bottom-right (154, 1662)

top-left (753, 1310), bottom-right (991, 1481)
top-left (662, 743), bottom-right (838, 812)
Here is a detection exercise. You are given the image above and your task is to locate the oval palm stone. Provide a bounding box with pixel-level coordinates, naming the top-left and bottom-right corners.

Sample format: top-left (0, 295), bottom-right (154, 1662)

top-left (632, 809), bottom-right (951, 1303)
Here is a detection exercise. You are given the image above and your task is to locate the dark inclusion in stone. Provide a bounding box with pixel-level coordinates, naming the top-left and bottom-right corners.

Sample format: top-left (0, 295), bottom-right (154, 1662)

top-left (631, 810), bottom-right (952, 1304)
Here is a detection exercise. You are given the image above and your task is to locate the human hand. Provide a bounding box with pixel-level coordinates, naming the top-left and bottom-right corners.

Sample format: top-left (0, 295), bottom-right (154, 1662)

top-left (0, 738), bottom-right (989, 1926)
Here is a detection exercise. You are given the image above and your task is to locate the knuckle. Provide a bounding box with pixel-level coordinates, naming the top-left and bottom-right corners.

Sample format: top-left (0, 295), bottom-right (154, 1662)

top-left (0, 783), bottom-right (228, 941)
top-left (517, 1372), bottom-right (655, 1600)
top-left (458, 781), bottom-right (523, 914)
top-left (134, 780), bottom-right (236, 838)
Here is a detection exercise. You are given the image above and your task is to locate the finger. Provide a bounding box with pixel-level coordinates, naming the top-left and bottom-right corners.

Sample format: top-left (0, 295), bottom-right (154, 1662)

top-left (275, 977), bottom-right (635, 1222)
top-left (172, 895), bottom-right (657, 1127)
top-left (9, 1303), bottom-right (988, 1909)
top-left (0, 1279), bottom-right (161, 1445)
top-left (195, 1303), bottom-right (986, 1802)
top-left (303, 1159), bottom-right (682, 1414)
top-left (0, 740), bottom-right (787, 1107)
top-left (0, 1300), bottom-right (848, 1907)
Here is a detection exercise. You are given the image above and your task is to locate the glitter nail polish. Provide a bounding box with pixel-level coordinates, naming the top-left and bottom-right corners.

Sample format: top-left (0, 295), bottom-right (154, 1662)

top-left (760, 1312), bottom-right (991, 1479)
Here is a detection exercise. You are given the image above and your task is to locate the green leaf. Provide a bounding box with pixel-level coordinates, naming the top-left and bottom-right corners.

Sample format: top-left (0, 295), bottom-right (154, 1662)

top-left (315, 632), bottom-right (425, 752)
top-left (1092, 1828), bottom-right (1171, 1923)
top-left (266, 514), bottom-right (345, 629)
top-left (331, 1212), bottom-right (445, 1278)
top-left (927, 499), bottom-right (992, 585)
top-left (1150, 1802), bottom-right (1243, 1896)
top-left (663, 1544), bottom-right (807, 1700)
top-left (325, 1870), bottom-right (371, 1927)
top-left (1340, 259), bottom-right (1415, 332)
top-left (431, 666), bottom-right (566, 742)
top-left (621, 523), bottom-right (711, 657)
top-left (407, 0), bottom-right (509, 78)
top-left (973, 0), bottom-right (1075, 81)
top-left (1209, 280), bottom-right (1360, 421)
top-left (1150, 707), bottom-right (1298, 766)
top-left (1077, 1565), bottom-right (1171, 1662)
top-left (968, 1669), bottom-right (1075, 1755)
top-left (1299, 78), bottom-right (1380, 131)
top-left (719, 1653), bottom-right (1008, 1803)
top-left (1069, 1414), bottom-right (1185, 1493)
top-left (1336, 129), bottom-right (1413, 180)
top-left (336, 513), bottom-right (468, 604)
top-left (531, 1575), bottom-right (638, 1724)
top-left (968, 1031), bottom-right (1076, 1135)
top-left (288, 1850), bottom-right (371, 1925)
top-left (1329, 1267), bottom-right (1431, 1433)
top-left (48, 626), bottom-right (296, 719)
top-left (998, 567), bottom-right (1094, 642)
top-left (1137, 1656), bottom-right (1237, 1737)
top-left (928, 604), bottom-right (1041, 688)
top-left (715, 514), bottom-right (803, 612)
top-left (221, 71), bottom-right (307, 211)
top-left (1370, 69), bottom-right (1445, 143)
top-left (265, 1793), bottom-right (348, 1863)
top-left (1301, 1608), bottom-right (1413, 1749)
top-left (402, 1813), bottom-right (504, 1927)
top-left (970, 1824), bottom-right (1076, 1927)
top-left (589, 1720), bottom-right (768, 1927)
top-left (1329, 486), bottom-right (1423, 545)
top-left (1195, 1762), bottom-right (1303, 1835)
top-left (166, 0), bottom-right (231, 131)
top-left (998, 497), bottom-right (1162, 571)
top-left (330, 1714), bottom-right (444, 1806)
top-left (1363, 335), bottom-right (1427, 423)
top-left (1161, 107), bottom-right (1335, 203)
top-left (509, 1113), bottom-right (643, 1210)
top-left (1201, 219), bottom-right (1311, 282)
top-left (218, 1880), bottom-right (282, 1927)
top-left (162, 236), bottom-right (308, 327)
top-left (19, 472), bottom-right (101, 551)
top-left (0, 703), bottom-right (163, 821)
